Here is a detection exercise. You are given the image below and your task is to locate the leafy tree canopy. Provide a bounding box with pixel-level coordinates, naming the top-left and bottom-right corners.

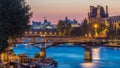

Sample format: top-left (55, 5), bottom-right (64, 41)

top-left (57, 20), bottom-right (71, 36)
top-left (0, 0), bottom-right (32, 51)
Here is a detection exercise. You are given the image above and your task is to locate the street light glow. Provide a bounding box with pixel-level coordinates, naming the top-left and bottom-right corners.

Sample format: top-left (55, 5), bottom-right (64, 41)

top-left (25, 31), bottom-right (27, 34)
top-left (94, 24), bottom-right (98, 28)
top-left (29, 31), bottom-right (32, 34)
top-left (94, 24), bottom-right (98, 37)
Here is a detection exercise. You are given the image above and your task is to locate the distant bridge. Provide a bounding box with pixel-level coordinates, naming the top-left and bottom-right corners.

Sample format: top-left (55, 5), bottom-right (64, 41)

top-left (14, 35), bottom-right (120, 62)
top-left (16, 36), bottom-right (107, 44)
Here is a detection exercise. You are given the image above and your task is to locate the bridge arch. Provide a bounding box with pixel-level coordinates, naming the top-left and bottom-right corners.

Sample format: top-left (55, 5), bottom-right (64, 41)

top-left (29, 43), bottom-right (93, 62)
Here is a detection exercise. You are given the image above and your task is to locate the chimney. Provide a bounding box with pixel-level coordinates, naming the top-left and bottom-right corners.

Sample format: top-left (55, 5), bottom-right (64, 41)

top-left (90, 6), bottom-right (94, 13)
top-left (97, 5), bottom-right (101, 18)
top-left (106, 6), bottom-right (109, 17)
top-left (106, 6), bottom-right (108, 13)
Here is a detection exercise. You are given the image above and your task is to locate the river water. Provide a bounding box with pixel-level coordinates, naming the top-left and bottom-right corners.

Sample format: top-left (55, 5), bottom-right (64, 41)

top-left (14, 44), bottom-right (120, 68)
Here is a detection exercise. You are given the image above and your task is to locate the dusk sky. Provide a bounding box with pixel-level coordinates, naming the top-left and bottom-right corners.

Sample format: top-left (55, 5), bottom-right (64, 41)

top-left (26, 0), bottom-right (120, 24)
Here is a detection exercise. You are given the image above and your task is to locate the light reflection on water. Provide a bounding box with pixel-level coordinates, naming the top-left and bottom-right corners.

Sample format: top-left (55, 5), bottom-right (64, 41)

top-left (80, 62), bottom-right (97, 68)
top-left (92, 48), bottom-right (100, 60)
top-left (14, 44), bottom-right (120, 68)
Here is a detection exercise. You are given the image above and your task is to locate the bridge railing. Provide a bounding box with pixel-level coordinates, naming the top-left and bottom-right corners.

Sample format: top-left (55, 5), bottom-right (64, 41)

top-left (16, 36), bottom-right (118, 44)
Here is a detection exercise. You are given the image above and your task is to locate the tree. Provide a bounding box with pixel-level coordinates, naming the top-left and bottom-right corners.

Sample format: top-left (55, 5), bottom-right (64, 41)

top-left (57, 20), bottom-right (64, 36)
top-left (80, 18), bottom-right (107, 37)
top-left (57, 20), bottom-right (71, 36)
top-left (0, 0), bottom-right (32, 52)
top-left (107, 23), bottom-right (117, 38)
top-left (71, 27), bottom-right (82, 36)
top-left (80, 18), bottom-right (92, 36)
top-left (34, 53), bottom-right (40, 58)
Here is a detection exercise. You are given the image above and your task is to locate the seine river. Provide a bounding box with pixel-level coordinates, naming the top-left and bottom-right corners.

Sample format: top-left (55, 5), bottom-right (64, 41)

top-left (14, 44), bottom-right (120, 68)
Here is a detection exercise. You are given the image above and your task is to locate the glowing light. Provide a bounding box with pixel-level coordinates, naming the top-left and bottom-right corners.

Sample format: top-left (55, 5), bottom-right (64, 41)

top-left (80, 62), bottom-right (97, 68)
top-left (94, 24), bottom-right (98, 37)
top-left (92, 48), bottom-right (100, 60)
top-left (29, 31), bottom-right (32, 34)
top-left (54, 32), bottom-right (56, 35)
top-left (59, 32), bottom-right (61, 35)
top-left (94, 24), bottom-right (98, 28)
top-left (40, 35), bottom-right (43, 37)
top-left (35, 32), bottom-right (37, 34)
top-left (50, 32), bottom-right (52, 35)
top-left (25, 31), bottom-right (27, 34)
top-left (24, 44), bottom-right (28, 46)
top-left (40, 32), bottom-right (42, 34)
top-left (44, 32), bottom-right (47, 35)
top-left (85, 34), bottom-right (87, 37)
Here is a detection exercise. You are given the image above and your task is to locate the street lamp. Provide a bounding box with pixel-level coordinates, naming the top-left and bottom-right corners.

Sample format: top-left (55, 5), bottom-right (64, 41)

top-left (29, 31), bottom-right (32, 34)
top-left (25, 31), bottom-right (27, 34)
top-left (94, 24), bottom-right (98, 37)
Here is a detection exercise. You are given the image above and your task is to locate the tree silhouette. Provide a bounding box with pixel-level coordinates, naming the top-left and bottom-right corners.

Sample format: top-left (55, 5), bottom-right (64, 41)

top-left (0, 0), bottom-right (32, 51)
top-left (57, 20), bottom-right (71, 36)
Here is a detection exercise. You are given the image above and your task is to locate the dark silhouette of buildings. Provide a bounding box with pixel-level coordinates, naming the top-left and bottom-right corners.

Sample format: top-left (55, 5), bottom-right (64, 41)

top-left (88, 5), bottom-right (109, 24)
top-left (86, 5), bottom-right (120, 37)
top-left (88, 5), bottom-right (108, 18)
top-left (87, 5), bottom-right (120, 26)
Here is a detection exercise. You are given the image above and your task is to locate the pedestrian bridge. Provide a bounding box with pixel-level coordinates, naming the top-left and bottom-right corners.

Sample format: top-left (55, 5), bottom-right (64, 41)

top-left (14, 36), bottom-right (120, 62)
top-left (16, 36), bottom-right (107, 44)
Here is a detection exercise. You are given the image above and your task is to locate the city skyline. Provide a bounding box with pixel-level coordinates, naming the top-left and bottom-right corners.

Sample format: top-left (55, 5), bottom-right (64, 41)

top-left (26, 0), bottom-right (120, 24)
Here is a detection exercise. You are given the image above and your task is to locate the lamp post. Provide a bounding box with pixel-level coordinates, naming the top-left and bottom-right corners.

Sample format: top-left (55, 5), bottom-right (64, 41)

top-left (115, 23), bottom-right (118, 42)
top-left (94, 24), bottom-right (98, 37)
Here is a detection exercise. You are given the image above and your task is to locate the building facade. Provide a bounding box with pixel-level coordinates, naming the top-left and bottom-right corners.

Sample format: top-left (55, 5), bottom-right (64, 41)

top-left (88, 5), bottom-right (109, 24)
top-left (61, 17), bottom-right (80, 28)
top-left (25, 19), bottom-right (58, 36)
top-left (87, 5), bottom-right (120, 37)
